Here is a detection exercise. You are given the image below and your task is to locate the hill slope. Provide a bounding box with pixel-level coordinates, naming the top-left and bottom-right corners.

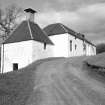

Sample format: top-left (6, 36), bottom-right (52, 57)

top-left (0, 57), bottom-right (105, 105)
top-left (85, 52), bottom-right (105, 68)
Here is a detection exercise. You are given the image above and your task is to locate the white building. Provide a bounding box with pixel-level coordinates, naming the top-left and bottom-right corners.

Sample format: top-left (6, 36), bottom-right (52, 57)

top-left (0, 8), bottom-right (53, 73)
top-left (43, 23), bottom-right (96, 57)
top-left (0, 8), bottom-right (96, 73)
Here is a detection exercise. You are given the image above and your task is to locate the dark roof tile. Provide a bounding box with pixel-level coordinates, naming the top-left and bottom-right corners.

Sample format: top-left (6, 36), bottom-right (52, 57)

top-left (4, 21), bottom-right (53, 45)
top-left (43, 23), bottom-right (95, 46)
top-left (43, 23), bottom-right (75, 36)
top-left (29, 21), bottom-right (53, 44)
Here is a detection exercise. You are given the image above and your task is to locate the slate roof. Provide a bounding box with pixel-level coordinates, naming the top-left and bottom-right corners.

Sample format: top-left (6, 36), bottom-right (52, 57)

top-left (3, 21), bottom-right (53, 45)
top-left (43, 23), bottom-right (76, 36)
top-left (43, 23), bottom-right (95, 46)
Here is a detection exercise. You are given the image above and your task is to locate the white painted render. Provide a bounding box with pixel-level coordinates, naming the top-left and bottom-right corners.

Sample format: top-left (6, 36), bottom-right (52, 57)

top-left (89, 44), bottom-right (96, 56)
top-left (49, 33), bottom-right (84, 57)
top-left (85, 42), bottom-right (96, 56)
top-left (68, 33), bottom-right (84, 57)
top-left (1, 40), bottom-right (53, 73)
top-left (32, 40), bottom-right (53, 61)
top-left (49, 33), bottom-right (96, 57)
top-left (49, 34), bottom-right (69, 57)
top-left (1, 41), bottom-right (33, 73)
top-left (1, 33), bottom-right (96, 73)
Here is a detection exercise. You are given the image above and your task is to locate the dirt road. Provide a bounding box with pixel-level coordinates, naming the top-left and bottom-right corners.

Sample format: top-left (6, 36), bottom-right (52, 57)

top-left (1, 57), bottom-right (105, 105)
top-left (26, 58), bottom-right (105, 105)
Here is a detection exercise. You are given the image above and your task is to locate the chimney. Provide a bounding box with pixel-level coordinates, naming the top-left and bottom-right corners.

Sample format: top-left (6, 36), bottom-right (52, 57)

top-left (24, 8), bottom-right (37, 22)
top-left (82, 34), bottom-right (85, 38)
top-left (78, 33), bottom-right (85, 38)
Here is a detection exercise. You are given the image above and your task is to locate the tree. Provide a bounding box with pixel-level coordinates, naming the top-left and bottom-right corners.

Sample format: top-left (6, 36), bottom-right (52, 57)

top-left (96, 43), bottom-right (105, 54)
top-left (0, 4), bottom-right (23, 40)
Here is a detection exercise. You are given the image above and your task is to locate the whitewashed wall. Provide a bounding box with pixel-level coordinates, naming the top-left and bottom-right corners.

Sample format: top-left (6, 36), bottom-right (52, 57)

top-left (85, 42), bottom-right (89, 56)
top-left (49, 34), bottom-right (69, 57)
top-left (49, 33), bottom-right (85, 57)
top-left (49, 33), bottom-right (96, 57)
top-left (1, 40), bottom-right (53, 73)
top-left (89, 45), bottom-right (96, 56)
top-left (68, 34), bottom-right (84, 57)
top-left (93, 46), bottom-right (96, 55)
top-left (32, 40), bottom-right (53, 61)
top-left (1, 40), bottom-right (33, 73)
top-left (1, 34), bottom-right (96, 73)
top-left (85, 42), bottom-right (96, 56)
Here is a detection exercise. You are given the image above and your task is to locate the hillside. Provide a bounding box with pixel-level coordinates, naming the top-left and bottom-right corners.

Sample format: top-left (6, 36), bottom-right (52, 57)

top-left (85, 52), bottom-right (105, 68)
top-left (0, 56), bottom-right (105, 105)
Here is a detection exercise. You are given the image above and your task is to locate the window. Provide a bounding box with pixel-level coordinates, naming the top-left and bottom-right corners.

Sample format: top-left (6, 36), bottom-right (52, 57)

top-left (70, 40), bottom-right (72, 51)
top-left (83, 43), bottom-right (86, 51)
top-left (75, 44), bottom-right (77, 50)
top-left (13, 63), bottom-right (18, 71)
top-left (44, 43), bottom-right (46, 50)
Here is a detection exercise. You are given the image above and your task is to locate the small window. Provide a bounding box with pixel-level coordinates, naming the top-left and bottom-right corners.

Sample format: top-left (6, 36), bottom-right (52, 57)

top-left (70, 40), bottom-right (72, 51)
top-left (75, 44), bottom-right (76, 50)
top-left (44, 43), bottom-right (46, 50)
top-left (13, 63), bottom-right (18, 71)
top-left (83, 43), bottom-right (86, 51)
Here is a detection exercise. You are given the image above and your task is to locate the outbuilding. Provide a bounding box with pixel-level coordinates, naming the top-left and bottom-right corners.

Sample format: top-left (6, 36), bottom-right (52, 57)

top-left (1, 8), bottom-right (53, 73)
top-left (43, 23), bottom-right (96, 57)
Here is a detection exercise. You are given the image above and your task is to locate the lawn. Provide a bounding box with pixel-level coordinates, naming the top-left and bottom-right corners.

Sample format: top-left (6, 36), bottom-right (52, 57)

top-left (0, 55), bottom-right (105, 105)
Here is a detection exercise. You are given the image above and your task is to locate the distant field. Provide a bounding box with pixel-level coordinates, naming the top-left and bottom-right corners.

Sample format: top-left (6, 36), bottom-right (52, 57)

top-left (0, 55), bottom-right (105, 105)
top-left (85, 52), bottom-right (105, 68)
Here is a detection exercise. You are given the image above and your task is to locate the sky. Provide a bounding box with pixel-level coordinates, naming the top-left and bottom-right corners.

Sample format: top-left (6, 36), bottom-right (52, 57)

top-left (1, 0), bottom-right (105, 44)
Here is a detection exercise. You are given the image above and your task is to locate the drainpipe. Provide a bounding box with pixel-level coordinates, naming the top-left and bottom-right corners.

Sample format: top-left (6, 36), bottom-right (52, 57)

top-left (1, 43), bottom-right (4, 73)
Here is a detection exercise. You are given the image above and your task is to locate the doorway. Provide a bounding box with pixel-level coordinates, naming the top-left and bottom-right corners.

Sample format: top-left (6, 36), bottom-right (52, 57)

top-left (13, 63), bottom-right (18, 71)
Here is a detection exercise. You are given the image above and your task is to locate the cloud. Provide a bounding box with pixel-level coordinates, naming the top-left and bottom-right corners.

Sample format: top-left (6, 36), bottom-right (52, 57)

top-left (1, 0), bottom-right (105, 12)
top-left (73, 3), bottom-right (105, 43)
top-left (39, 0), bottom-right (105, 11)
top-left (35, 3), bottom-right (105, 44)
top-left (75, 3), bottom-right (105, 31)
top-left (2, 0), bottom-right (105, 44)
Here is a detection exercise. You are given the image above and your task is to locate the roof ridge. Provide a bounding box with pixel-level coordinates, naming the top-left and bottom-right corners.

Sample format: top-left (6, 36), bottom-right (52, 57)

top-left (62, 24), bottom-right (75, 34)
top-left (28, 21), bottom-right (54, 45)
top-left (27, 21), bottom-right (33, 39)
top-left (59, 23), bottom-right (68, 33)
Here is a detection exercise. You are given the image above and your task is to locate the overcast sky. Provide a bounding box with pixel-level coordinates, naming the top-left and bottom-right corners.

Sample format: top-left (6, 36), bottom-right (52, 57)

top-left (1, 0), bottom-right (105, 44)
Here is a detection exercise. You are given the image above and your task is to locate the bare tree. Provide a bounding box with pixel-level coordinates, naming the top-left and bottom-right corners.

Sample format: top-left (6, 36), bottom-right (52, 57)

top-left (0, 4), bottom-right (23, 40)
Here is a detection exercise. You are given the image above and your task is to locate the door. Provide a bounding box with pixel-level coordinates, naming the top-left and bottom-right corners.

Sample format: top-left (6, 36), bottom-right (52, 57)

top-left (13, 63), bottom-right (18, 71)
